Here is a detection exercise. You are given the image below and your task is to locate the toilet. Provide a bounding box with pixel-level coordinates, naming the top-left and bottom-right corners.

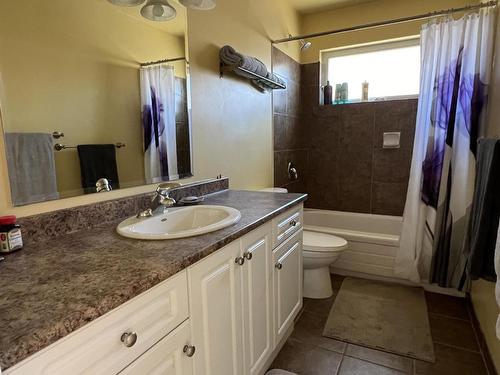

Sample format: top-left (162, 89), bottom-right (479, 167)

top-left (260, 187), bottom-right (348, 299)
top-left (302, 230), bottom-right (348, 299)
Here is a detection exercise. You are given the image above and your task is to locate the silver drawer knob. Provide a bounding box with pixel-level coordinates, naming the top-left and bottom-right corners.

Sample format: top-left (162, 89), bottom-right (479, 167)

top-left (290, 219), bottom-right (297, 227)
top-left (183, 345), bottom-right (196, 357)
top-left (235, 257), bottom-right (245, 266)
top-left (121, 331), bottom-right (138, 347)
top-left (275, 262), bottom-right (283, 270)
top-left (244, 252), bottom-right (253, 260)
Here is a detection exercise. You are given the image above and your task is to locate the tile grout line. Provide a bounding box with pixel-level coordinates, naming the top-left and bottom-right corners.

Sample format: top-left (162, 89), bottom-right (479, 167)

top-left (342, 353), bottom-right (412, 374)
top-left (428, 311), bottom-right (475, 323)
top-left (432, 340), bottom-right (482, 354)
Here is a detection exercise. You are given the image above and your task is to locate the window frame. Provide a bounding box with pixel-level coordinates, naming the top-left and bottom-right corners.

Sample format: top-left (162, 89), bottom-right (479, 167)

top-left (320, 37), bottom-right (421, 103)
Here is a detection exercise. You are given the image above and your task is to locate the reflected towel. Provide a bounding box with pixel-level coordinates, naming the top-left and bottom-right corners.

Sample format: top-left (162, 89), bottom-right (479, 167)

top-left (77, 144), bottom-right (119, 194)
top-left (5, 133), bottom-right (59, 205)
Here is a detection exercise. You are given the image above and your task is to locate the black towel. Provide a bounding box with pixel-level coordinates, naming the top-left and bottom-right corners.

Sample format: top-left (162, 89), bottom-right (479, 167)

top-left (467, 138), bottom-right (500, 281)
top-left (77, 144), bottom-right (120, 194)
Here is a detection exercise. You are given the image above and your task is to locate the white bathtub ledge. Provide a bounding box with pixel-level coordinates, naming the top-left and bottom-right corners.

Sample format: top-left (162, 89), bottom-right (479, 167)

top-left (304, 225), bottom-right (400, 247)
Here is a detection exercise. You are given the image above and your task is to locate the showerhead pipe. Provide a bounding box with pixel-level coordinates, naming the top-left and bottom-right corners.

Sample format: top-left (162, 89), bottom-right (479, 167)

top-left (300, 40), bottom-right (312, 52)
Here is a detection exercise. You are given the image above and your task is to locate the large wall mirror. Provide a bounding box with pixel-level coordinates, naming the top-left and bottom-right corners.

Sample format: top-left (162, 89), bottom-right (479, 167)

top-left (0, 0), bottom-right (192, 206)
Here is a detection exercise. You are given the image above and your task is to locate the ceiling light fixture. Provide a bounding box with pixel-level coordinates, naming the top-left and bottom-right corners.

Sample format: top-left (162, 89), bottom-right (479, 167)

top-left (141, 0), bottom-right (177, 21)
top-left (107, 0), bottom-right (146, 6)
top-left (179, 0), bottom-right (216, 10)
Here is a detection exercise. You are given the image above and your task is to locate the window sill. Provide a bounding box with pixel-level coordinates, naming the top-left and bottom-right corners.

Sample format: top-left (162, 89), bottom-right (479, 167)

top-left (322, 95), bottom-right (418, 106)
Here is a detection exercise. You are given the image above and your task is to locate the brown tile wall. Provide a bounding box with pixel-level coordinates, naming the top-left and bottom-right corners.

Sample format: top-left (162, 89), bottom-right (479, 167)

top-left (272, 48), bottom-right (308, 194)
top-left (273, 53), bottom-right (417, 216)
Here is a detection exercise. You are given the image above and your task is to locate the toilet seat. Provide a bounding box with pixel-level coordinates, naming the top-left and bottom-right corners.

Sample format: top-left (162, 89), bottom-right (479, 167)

top-left (303, 230), bottom-right (348, 253)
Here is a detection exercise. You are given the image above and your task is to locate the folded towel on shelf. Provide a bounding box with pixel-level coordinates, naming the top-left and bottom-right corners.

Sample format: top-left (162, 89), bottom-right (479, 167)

top-left (220, 45), bottom-right (286, 91)
top-left (77, 144), bottom-right (120, 194)
top-left (220, 45), bottom-right (269, 78)
top-left (5, 132), bottom-right (59, 205)
top-left (466, 138), bottom-right (500, 281)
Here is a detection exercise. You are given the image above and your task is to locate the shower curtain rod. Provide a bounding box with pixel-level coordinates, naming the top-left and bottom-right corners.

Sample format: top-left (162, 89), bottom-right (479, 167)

top-left (140, 57), bottom-right (187, 67)
top-left (272, 1), bottom-right (497, 44)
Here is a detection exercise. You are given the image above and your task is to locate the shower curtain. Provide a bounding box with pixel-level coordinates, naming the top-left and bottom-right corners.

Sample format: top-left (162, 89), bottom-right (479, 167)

top-left (395, 9), bottom-right (496, 288)
top-left (140, 64), bottom-right (179, 183)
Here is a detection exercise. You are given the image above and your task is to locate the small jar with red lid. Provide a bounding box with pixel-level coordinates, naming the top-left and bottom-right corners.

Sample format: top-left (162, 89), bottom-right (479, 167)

top-left (0, 215), bottom-right (23, 253)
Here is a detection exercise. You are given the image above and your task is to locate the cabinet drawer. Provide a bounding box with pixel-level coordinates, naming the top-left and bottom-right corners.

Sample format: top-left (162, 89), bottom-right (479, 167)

top-left (272, 204), bottom-right (303, 248)
top-left (120, 320), bottom-right (193, 375)
top-left (7, 271), bottom-right (189, 375)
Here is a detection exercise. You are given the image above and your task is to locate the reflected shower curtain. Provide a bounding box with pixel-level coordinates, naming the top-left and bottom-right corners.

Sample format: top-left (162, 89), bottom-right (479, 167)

top-left (140, 64), bottom-right (178, 183)
top-left (395, 9), bottom-right (495, 289)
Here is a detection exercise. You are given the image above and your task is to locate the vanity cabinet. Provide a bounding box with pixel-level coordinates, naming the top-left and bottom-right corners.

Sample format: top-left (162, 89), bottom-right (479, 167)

top-left (5, 271), bottom-right (190, 375)
top-left (5, 205), bottom-right (303, 375)
top-left (188, 240), bottom-right (245, 375)
top-left (188, 207), bottom-right (303, 375)
top-left (273, 230), bottom-right (303, 344)
top-left (119, 320), bottom-right (193, 375)
top-left (241, 225), bottom-right (273, 375)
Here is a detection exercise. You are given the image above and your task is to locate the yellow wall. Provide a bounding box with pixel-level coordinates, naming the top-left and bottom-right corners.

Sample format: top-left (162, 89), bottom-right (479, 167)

top-left (299, 0), bottom-right (478, 64)
top-left (0, 0), bottom-right (185, 198)
top-left (472, 280), bottom-right (500, 371)
top-left (0, 0), bottom-right (299, 216)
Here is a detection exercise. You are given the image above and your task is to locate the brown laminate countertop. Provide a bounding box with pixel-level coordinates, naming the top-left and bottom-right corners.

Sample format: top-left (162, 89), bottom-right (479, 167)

top-left (0, 190), bottom-right (306, 370)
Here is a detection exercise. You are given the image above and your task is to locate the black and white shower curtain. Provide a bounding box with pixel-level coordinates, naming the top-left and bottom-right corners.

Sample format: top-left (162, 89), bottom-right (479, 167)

top-left (396, 9), bottom-right (496, 289)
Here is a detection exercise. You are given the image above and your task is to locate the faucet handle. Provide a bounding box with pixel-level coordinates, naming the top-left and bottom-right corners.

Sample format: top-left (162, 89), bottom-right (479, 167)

top-left (156, 182), bottom-right (182, 195)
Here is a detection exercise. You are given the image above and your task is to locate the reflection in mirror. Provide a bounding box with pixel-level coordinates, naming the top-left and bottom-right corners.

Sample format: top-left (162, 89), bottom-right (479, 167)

top-left (0, 0), bottom-right (192, 206)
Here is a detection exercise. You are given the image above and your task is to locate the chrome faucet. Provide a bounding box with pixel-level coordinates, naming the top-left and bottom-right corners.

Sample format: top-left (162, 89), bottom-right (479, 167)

top-left (136, 182), bottom-right (182, 218)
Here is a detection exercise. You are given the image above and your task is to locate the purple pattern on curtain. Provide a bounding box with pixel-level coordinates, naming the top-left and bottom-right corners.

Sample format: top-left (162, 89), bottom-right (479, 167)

top-left (142, 87), bottom-right (170, 178)
top-left (421, 49), bottom-right (487, 208)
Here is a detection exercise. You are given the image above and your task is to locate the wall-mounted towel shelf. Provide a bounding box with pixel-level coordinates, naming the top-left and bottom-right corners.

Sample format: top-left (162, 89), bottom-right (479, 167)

top-left (54, 143), bottom-right (126, 151)
top-left (219, 62), bottom-right (286, 90)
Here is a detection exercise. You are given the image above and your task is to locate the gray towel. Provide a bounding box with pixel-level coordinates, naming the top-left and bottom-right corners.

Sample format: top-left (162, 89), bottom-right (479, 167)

top-left (220, 45), bottom-right (286, 91)
top-left (466, 138), bottom-right (500, 281)
top-left (5, 133), bottom-right (59, 205)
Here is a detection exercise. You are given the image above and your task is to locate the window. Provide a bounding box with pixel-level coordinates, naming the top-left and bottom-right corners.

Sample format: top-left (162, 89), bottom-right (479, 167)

top-left (321, 38), bottom-right (420, 103)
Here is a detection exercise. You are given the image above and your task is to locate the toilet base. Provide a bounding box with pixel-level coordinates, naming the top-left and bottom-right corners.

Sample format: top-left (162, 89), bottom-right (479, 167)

top-left (303, 266), bottom-right (333, 299)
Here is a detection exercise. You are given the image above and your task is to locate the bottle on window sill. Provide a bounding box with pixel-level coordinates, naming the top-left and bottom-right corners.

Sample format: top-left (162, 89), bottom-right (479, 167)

top-left (323, 81), bottom-right (333, 105)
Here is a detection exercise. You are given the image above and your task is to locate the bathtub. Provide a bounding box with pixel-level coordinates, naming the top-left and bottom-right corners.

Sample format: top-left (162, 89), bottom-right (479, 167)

top-left (304, 209), bottom-right (403, 279)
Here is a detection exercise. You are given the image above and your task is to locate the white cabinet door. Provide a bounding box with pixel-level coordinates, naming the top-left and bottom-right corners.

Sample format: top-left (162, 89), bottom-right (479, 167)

top-left (188, 241), bottom-right (244, 375)
top-left (120, 320), bottom-right (193, 375)
top-left (241, 223), bottom-right (273, 375)
top-left (273, 230), bottom-right (303, 344)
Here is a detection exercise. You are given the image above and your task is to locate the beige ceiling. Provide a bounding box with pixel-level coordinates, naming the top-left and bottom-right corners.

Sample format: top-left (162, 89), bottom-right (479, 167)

top-left (111, 0), bottom-right (187, 37)
top-left (287, 0), bottom-right (376, 14)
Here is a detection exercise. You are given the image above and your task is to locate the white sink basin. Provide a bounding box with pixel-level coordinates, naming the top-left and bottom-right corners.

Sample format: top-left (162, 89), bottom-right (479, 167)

top-left (116, 205), bottom-right (241, 240)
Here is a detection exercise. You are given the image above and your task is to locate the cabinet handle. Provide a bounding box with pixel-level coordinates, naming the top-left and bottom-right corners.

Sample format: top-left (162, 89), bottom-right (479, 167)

top-left (290, 219), bottom-right (297, 227)
top-left (243, 252), bottom-right (253, 260)
top-left (235, 257), bottom-right (245, 266)
top-left (275, 262), bottom-right (283, 270)
top-left (183, 345), bottom-right (196, 357)
top-left (121, 331), bottom-right (138, 347)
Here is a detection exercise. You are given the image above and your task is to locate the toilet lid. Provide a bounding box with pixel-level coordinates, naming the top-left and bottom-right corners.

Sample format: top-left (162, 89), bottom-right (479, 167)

top-left (303, 230), bottom-right (348, 253)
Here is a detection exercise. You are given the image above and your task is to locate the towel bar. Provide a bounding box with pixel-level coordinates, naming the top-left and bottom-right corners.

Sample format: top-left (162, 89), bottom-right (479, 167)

top-left (219, 62), bottom-right (286, 90)
top-left (54, 143), bottom-right (126, 151)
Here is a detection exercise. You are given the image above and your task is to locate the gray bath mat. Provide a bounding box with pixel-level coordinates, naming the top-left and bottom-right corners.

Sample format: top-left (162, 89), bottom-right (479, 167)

top-left (323, 277), bottom-right (435, 362)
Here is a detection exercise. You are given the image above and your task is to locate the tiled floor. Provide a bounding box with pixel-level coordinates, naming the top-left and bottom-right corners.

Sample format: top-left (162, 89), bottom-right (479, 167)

top-left (270, 275), bottom-right (490, 375)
